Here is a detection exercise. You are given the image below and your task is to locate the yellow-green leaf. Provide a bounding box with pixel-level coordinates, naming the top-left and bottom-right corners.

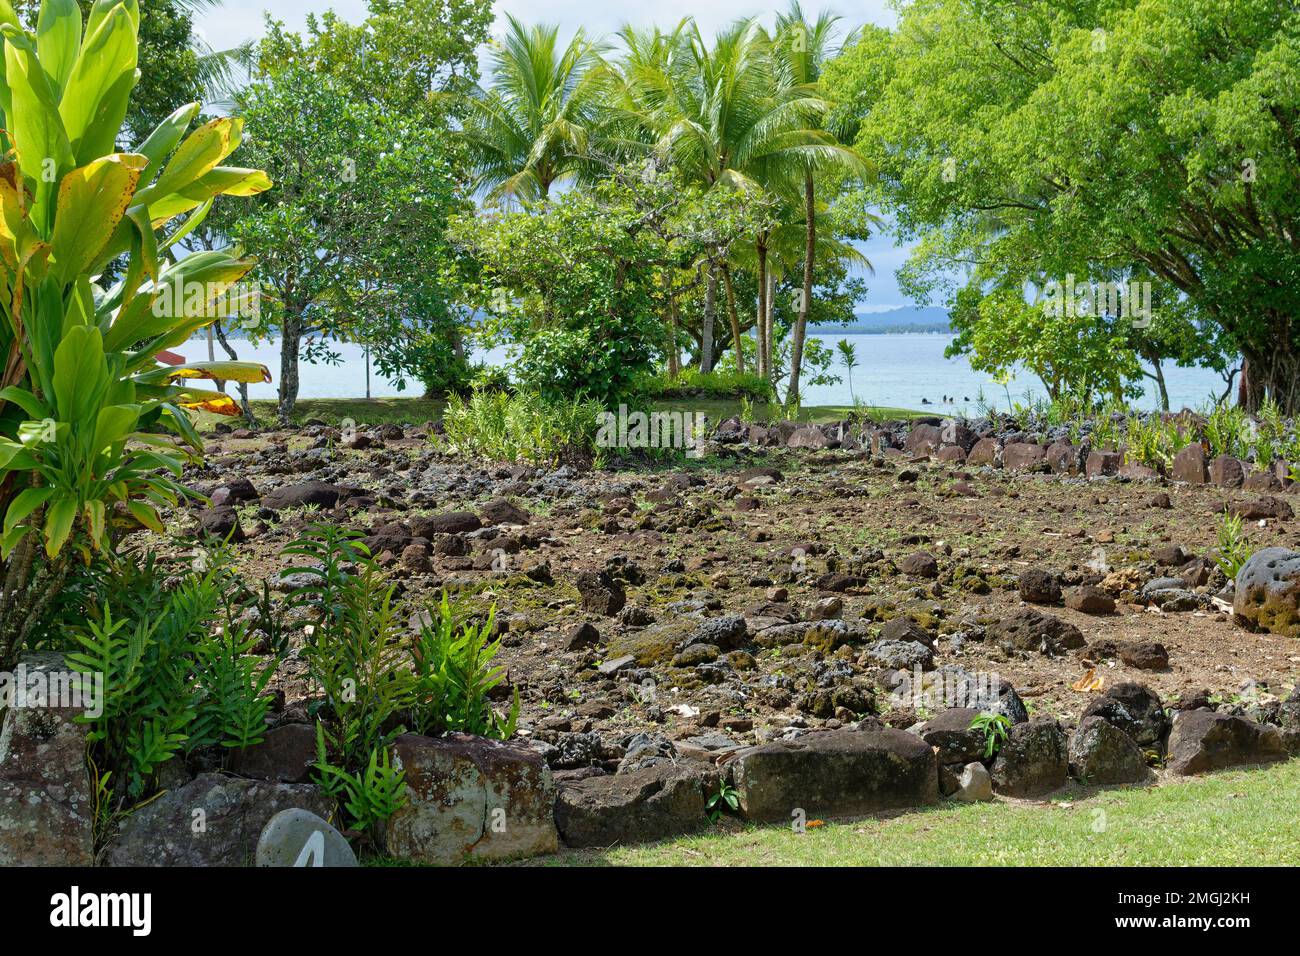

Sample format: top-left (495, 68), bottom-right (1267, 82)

top-left (136, 117), bottom-right (243, 205)
top-left (136, 361), bottom-right (271, 385)
top-left (51, 153), bottom-right (147, 283)
top-left (124, 499), bottom-right (163, 532)
top-left (37, 0), bottom-right (82, 93)
top-left (43, 497), bottom-right (77, 557)
top-left (59, 4), bottom-right (137, 161)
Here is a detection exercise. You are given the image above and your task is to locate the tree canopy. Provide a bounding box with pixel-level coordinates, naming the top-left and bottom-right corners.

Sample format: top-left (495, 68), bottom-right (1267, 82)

top-left (824, 0), bottom-right (1300, 410)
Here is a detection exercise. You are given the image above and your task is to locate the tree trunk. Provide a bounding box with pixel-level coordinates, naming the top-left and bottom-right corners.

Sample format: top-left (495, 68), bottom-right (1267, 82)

top-left (1242, 341), bottom-right (1300, 414)
top-left (1151, 360), bottom-right (1169, 411)
top-left (766, 270), bottom-right (777, 385)
top-left (756, 240), bottom-right (769, 380)
top-left (213, 320), bottom-right (254, 424)
top-left (700, 264), bottom-right (718, 374)
top-left (720, 264), bottom-right (745, 375)
top-left (278, 311), bottom-right (302, 423)
top-left (786, 174), bottom-right (816, 404)
top-left (668, 292), bottom-right (681, 378)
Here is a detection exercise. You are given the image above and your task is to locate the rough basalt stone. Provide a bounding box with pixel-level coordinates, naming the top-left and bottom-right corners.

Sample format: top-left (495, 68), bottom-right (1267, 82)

top-left (1166, 710), bottom-right (1284, 776)
top-left (230, 723), bottom-right (317, 783)
top-left (412, 510), bottom-right (483, 537)
top-left (903, 424), bottom-right (942, 457)
top-left (1065, 585), bottom-right (1115, 614)
top-left (967, 438), bottom-right (1000, 466)
top-left (729, 727), bottom-right (938, 822)
top-left (1171, 443), bottom-right (1208, 483)
top-left (106, 773), bottom-right (336, 866)
top-left (1086, 450), bottom-right (1123, 478)
top-left (900, 550), bottom-right (939, 578)
top-left (1081, 682), bottom-right (1168, 749)
top-left (575, 569), bottom-right (626, 616)
top-left (987, 607), bottom-right (1085, 655)
top-left (382, 733), bottom-right (558, 864)
top-left (1233, 547), bottom-right (1300, 637)
top-left (1004, 443), bottom-right (1047, 472)
top-left (990, 717), bottom-right (1068, 797)
top-left (1018, 568), bottom-right (1061, 605)
top-left (918, 708), bottom-right (986, 764)
top-left (0, 654), bottom-right (93, 866)
top-left (554, 760), bottom-right (718, 847)
top-left (1210, 454), bottom-right (1245, 488)
top-left (262, 480), bottom-right (352, 510)
top-left (1068, 716), bottom-right (1151, 785)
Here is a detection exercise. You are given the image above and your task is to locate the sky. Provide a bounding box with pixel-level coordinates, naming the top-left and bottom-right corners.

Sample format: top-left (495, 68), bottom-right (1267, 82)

top-left (195, 0), bottom-right (913, 312)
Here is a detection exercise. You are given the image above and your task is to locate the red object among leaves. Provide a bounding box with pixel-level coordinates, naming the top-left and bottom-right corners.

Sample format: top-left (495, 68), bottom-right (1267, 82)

top-left (155, 349), bottom-right (186, 366)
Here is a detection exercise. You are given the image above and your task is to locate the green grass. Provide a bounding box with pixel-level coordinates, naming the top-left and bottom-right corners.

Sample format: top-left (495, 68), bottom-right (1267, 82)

top-left (226, 396), bottom-right (924, 429)
top-left (246, 397), bottom-right (446, 427)
top-left (531, 760), bottom-right (1300, 867)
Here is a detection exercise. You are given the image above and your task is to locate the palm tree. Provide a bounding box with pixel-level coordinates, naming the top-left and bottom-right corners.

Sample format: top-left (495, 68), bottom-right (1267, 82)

top-left (772, 2), bottom-right (865, 403)
top-left (621, 17), bottom-right (856, 375)
top-left (459, 15), bottom-right (606, 204)
top-left (836, 338), bottom-right (858, 403)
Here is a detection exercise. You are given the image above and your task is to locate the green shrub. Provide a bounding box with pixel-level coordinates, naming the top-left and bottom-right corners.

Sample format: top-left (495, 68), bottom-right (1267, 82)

top-left (282, 526), bottom-right (414, 830)
top-left (1123, 415), bottom-right (1191, 469)
top-left (412, 593), bottom-right (518, 739)
top-left (640, 368), bottom-right (774, 402)
top-left (283, 525), bottom-right (519, 837)
top-left (1254, 397), bottom-right (1285, 464)
top-left (441, 387), bottom-right (602, 466)
top-left (66, 552), bottom-right (277, 810)
top-left (1204, 402), bottom-right (1251, 459)
top-left (969, 712), bottom-right (1011, 759)
top-left (1214, 508), bottom-right (1252, 580)
top-left (0, 0), bottom-right (272, 666)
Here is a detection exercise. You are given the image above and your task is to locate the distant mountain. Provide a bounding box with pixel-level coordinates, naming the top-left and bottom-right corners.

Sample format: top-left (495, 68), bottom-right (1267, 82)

top-left (817, 306), bottom-right (950, 334)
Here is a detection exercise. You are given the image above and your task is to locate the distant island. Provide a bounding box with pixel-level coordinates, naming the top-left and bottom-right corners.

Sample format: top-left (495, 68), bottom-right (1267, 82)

top-left (815, 305), bottom-right (950, 335)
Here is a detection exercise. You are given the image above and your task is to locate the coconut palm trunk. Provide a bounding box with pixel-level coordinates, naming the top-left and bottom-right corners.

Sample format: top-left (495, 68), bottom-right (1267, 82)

top-left (700, 264), bottom-right (718, 373)
top-left (721, 264), bottom-right (746, 375)
top-left (756, 239), bottom-right (769, 380)
top-left (786, 173), bottom-right (816, 403)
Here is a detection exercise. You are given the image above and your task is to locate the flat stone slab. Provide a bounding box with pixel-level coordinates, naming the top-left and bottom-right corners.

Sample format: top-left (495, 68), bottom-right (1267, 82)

top-left (106, 773), bottom-right (336, 866)
top-left (0, 653), bottom-right (93, 865)
top-left (554, 760), bottom-right (718, 847)
top-left (1166, 710), bottom-right (1285, 776)
top-left (382, 733), bottom-right (558, 864)
top-left (728, 727), bottom-right (938, 823)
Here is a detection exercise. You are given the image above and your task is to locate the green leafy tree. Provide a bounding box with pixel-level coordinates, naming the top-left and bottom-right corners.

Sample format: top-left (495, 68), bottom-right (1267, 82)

top-left (614, 14), bottom-right (866, 380)
top-left (256, 0), bottom-right (491, 115)
top-left (219, 65), bottom-right (464, 419)
top-left (453, 164), bottom-right (764, 404)
top-left (825, 0), bottom-right (1299, 410)
top-left (770, 2), bottom-right (865, 402)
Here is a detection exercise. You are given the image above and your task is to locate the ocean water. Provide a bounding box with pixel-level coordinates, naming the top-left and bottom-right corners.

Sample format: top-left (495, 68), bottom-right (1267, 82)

top-left (188, 333), bottom-right (1227, 415)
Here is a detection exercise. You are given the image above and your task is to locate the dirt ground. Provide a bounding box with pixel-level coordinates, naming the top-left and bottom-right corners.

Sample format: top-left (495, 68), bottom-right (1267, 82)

top-left (156, 423), bottom-right (1300, 762)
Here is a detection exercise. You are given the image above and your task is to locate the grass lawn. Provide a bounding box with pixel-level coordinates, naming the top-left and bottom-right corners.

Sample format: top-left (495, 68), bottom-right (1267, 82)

top-left (233, 396), bottom-right (925, 428)
top-left (532, 760), bottom-right (1300, 867)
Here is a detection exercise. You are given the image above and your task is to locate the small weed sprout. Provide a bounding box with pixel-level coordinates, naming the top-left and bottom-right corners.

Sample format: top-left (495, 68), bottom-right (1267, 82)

top-left (969, 712), bottom-right (1012, 759)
